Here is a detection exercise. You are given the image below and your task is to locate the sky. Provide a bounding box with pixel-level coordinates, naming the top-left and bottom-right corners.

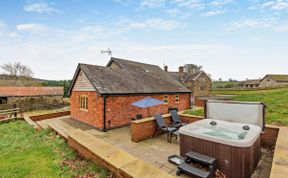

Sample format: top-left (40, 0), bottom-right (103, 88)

top-left (0, 0), bottom-right (287, 80)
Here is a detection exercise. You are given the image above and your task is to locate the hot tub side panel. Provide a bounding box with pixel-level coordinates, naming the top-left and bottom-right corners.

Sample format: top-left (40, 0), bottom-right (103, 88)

top-left (180, 134), bottom-right (260, 178)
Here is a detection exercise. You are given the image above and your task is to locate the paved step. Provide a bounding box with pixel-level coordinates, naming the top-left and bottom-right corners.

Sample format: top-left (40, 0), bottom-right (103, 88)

top-left (47, 118), bottom-right (80, 139)
top-left (23, 117), bottom-right (38, 129)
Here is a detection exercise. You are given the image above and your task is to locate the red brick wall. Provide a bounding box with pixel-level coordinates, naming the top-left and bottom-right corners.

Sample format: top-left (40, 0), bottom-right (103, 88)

top-left (131, 114), bottom-right (203, 142)
top-left (105, 93), bottom-right (190, 129)
top-left (70, 92), bottom-right (190, 130)
top-left (70, 91), bottom-right (104, 129)
top-left (194, 97), bottom-right (206, 107)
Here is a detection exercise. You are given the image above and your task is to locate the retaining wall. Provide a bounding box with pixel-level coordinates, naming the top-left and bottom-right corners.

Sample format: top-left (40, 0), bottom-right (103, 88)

top-left (30, 111), bottom-right (70, 121)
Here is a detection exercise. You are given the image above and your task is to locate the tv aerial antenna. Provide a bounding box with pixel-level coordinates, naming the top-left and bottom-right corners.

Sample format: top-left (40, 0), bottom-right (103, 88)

top-left (101, 48), bottom-right (112, 56)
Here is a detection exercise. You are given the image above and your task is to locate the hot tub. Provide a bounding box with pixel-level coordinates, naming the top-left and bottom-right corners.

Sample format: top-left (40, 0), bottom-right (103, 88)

top-left (179, 100), bottom-right (265, 178)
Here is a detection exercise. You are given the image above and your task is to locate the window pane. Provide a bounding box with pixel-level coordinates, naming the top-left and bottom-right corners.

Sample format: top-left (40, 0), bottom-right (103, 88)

top-left (85, 97), bottom-right (88, 109)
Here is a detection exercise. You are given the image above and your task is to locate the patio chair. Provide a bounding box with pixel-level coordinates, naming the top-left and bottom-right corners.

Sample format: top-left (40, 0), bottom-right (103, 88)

top-left (154, 114), bottom-right (178, 143)
top-left (170, 110), bottom-right (186, 128)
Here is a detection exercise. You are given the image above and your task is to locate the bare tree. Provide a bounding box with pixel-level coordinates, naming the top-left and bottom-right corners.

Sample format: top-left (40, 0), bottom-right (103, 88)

top-left (1, 62), bottom-right (34, 78)
top-left (183, 64), bottom-right (202, 74)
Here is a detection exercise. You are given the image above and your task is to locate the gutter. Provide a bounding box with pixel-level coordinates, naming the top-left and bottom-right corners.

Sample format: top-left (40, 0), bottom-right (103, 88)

top-left (103, 95), bottom-right (108, 132)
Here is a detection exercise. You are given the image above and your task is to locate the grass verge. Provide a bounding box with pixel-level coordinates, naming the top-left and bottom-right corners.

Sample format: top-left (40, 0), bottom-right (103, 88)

top-left (0, 120), bottom-right (108, 178)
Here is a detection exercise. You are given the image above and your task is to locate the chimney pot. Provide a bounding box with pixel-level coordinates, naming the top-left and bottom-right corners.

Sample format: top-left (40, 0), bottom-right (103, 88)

top-left (164, 65), bottom-right (168, 72)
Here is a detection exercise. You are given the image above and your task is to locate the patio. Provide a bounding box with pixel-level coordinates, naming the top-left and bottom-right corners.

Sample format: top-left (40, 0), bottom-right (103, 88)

top-left (37, 116), bottom-right (273, 178)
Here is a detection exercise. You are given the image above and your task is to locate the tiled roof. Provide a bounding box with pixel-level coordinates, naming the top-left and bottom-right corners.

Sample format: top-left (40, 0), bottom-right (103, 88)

top-left (169, 71), bottom-right (209, 83)
top-left (69, 57), bottom-right (190, 95)
top-left (0, 87), bottom-right (64, 97)
top-left (239, 79), bottom-right (260, 85)
top-left (264, 74), bottom-right (288, 82)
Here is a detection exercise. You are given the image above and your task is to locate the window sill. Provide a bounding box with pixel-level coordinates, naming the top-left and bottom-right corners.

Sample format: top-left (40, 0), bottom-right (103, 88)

top-left (80, 109), bottom-right (88, 112)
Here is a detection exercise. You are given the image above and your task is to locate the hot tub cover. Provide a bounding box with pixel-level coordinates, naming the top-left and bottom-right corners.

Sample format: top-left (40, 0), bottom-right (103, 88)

top-left (205, 100), bottom-right (265, 130)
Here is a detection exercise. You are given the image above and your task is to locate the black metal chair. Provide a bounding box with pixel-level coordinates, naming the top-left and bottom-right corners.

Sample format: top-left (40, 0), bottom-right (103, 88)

top-left (154, 114), bottom-right (178, 143)
top-left (170, 110), bottom-right (186, 128)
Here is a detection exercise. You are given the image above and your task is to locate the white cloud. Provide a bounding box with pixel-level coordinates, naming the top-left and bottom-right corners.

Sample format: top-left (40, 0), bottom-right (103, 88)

top-left (271, 1), bottom-right (288, 10)
top-left (210, 0), bottom-right (234, 7)
top-left (260, 0), bottom-right (288, 10)
top-left (113, 0), bottom-right (132, 6)
top-left (140, 0), bottom-right (166, 8)
top-left (127, 18), bottom-right (181, 31)
top-left (201, 10), bottom-right (227, 16)
top-left (0, 21), bottom-right (5, 29)
top-left (274, 24), bottom-right (288, 32)
top-left (17, 23), bottom-right (48, 32)
top-left (230, 19), bottom-right (274, 30)
top-left (173, 0), bottom-right (205, 9)
top-left (24, 2), bottom-right (59, 13)
top-left (70, 25), bottom-right (116, 41)
top-left (166, 8), bottom-right (182, 17)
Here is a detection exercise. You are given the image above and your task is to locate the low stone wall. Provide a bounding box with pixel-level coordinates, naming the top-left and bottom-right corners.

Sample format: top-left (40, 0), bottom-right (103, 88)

top-left (130, 113), bottom-right (203, 142)
top-left (0, 96), bottom-right (64, 111)
top-left (30, 111), bottom-right (70, 121)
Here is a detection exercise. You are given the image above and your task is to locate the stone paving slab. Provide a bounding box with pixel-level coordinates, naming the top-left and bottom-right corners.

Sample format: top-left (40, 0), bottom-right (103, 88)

top-left (119, 159), bottom-right (175, 178)
top-left (270, 127), bottom-right (288, 178)
top-left (67, 129), bottom-right (176, 178)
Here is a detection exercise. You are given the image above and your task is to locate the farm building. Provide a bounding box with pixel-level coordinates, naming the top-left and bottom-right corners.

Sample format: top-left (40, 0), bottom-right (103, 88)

top-left (69, 57), bottom-right (191, 131)
top-left (238, 79), bottom-right (260, 88)
top-left (165, 66), bottom-right (212, 103)
top-left (0, 87), bottom-right (64, 110)
top-left (259, 74), bottom-right (288, 87)
top-left (239, 74), bottom-right (288, 88)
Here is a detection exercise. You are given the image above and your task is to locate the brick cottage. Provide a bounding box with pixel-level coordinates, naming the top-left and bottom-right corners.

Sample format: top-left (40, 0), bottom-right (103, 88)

top-left (69, 57), bottom-right (191, 131)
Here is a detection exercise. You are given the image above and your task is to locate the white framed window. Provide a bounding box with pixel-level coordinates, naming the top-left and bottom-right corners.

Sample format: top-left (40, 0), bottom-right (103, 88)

top-left (80, 95), bottom-right (88, 111)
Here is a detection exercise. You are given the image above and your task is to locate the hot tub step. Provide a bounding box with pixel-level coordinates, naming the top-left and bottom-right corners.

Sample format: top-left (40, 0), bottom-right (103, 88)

top-left (185, 151), bottom-right (216, 166)
top-left (177, 162), bottom-right (211, 178)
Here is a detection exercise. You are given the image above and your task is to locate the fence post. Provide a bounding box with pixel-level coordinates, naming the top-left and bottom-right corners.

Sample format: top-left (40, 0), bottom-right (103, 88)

top-left (13, 104), bottom-right (17, 118)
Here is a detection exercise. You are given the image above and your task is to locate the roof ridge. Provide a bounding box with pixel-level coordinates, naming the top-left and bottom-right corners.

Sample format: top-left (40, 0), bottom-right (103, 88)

top-left (111, 57), bottom-right (159, 67)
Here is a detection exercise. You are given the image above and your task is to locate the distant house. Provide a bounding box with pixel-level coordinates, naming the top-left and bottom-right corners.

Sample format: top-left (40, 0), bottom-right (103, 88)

top-left (238, 80), bottom-right (260, 88)
top-left (69, 57), bottom-right (191, 131)
top-left (259, 74), bottom-right (288, 88)
top-left (0, 87), bottom-right (64, 110)
top-left (239, 74), bottom-right (288, 88)
top-left (165, 66), bottom-right (212, 101)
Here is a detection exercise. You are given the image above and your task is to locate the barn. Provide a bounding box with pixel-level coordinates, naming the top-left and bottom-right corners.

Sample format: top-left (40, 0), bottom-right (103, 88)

top-left (0, 86), bottom-right (64, 110)
top-left (68, 57), bottom-right (191, 131)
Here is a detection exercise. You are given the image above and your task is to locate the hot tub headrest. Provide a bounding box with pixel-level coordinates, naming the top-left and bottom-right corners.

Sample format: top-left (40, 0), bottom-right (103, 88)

top-left (205, 100), bottom-right (265, 131)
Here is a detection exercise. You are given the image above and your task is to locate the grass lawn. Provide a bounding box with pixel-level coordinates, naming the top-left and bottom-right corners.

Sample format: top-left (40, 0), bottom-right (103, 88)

top-left (0, 121), bottom-right (108, 178)
top-left (182, 107), bottom-right (204, 116)
top-left (185, 87), bottom-right (288, 126)
top-left (232, 87), bottom-right (288, 126)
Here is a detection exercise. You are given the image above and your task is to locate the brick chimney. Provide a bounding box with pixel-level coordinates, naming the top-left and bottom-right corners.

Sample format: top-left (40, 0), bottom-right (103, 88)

top-left (179, 66), bottom-right (184, 73)
top-left (164, 65), bottom-right (168, 72)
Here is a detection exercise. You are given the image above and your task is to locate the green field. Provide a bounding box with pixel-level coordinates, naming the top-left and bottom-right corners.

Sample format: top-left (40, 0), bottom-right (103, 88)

top-left (212, 81), bottom-right (239, 89)
top-left (186, 87), bottom-right (288, 126)
top-left (232, 88), bottom-right (288, 125)
top-left (0, 121), bottom-right (107, 178)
